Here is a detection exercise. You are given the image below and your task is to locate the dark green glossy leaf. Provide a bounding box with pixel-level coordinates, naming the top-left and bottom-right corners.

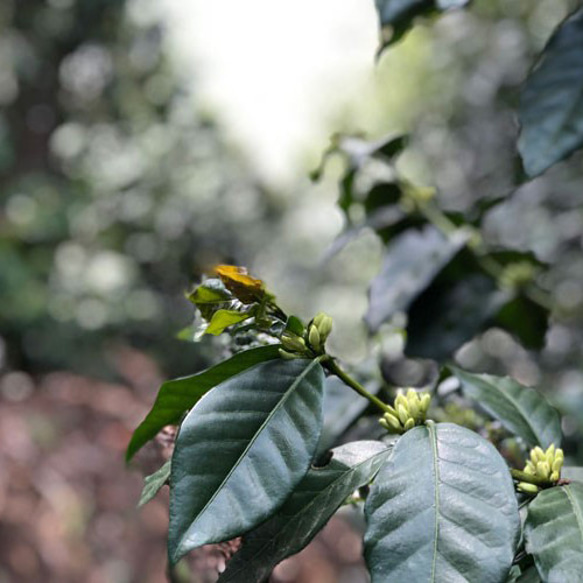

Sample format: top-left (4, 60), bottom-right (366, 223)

top-left (494, 295), bottom-right (548, 350)
top-left (364, 422), bottom-right (520, 582)
top-left (365, 226), bottom-right (469, 333)
top-left (406, 271), bottom-right (508, 361)
top-left (126, 345), bottom-right (281, 461)
top-left (524, 483), bottom-right (583, 582)
top-left (168, 358), bottom-right (325, 564)
top-left (451, 367), bottom-right (562, 448)
top-left (205, 309), bottom-right (252, 335)
top-left (218, 441), bottom-right (392, 583)
top-left (139, 460), bottom-right (171, 507)
top-left (518, 8), bottom-right (583, 177)
top-left (405, 248), bottom-right (549, 360)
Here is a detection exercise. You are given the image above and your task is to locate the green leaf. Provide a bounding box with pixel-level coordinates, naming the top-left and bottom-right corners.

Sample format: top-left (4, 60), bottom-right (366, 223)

top-left (524, 483), bottom-right (583, 582)
top-left (188, 279), bottom-right (231, 305)
top-left (218, 441), bottom-right (392, 583)
top-left (139, 460), bottom-right (171, 507)
top-left (507, 565), bottom-right (542, 583)
top-left (365, 226), bottom-right (469, 333)
top-left (406, 269), bottom-right (508, 361)
top-left (563, 467), bottom-right (583, 483)
top-left (518, 8), bottom-right (583, 177)
top-left (451, 367), bottom-right (562, 448)
top-left (168, 358), bottom-right (325, 564)
top-left (204, 309), bottom-right (252, 335)
top-left (374, 0), bottom-right (470, 52)
top-left (364, 422), bottom-right (520, 582)
top-left (126, 345), bottom-right (281, 461)
top-left (405, 248), bottom-right (549, 360)
top-left (494, 294), bottom-right (549, 350)
top-left (285, 315), bottom-right (305, 336)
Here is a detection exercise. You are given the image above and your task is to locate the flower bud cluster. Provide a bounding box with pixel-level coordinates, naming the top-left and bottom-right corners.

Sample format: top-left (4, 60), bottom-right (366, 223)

top-left (517, 444), bottom-right (564, 495)
top-left (379, 389), bottom-right (431, 434)
top-left (279, 312), bottom-right (333, 360)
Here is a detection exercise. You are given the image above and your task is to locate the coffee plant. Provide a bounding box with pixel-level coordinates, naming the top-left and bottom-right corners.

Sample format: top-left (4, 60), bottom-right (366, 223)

top-left (129, 3), bottom-right (583, 581)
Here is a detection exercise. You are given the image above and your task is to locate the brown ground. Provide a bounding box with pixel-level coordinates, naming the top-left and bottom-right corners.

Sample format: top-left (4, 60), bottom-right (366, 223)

top-left (0, 347), bottom-right (368, 583)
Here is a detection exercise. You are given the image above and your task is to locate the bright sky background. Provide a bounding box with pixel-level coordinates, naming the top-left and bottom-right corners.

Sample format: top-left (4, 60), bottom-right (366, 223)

top-left (161, 0), bottom-right (380, 185)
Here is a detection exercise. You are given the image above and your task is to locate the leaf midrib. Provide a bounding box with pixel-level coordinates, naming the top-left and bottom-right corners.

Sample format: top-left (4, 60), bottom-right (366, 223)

top-left (459, 371), bottom-right (542, 446)
top-left (428, 423), bottom-right (440, 583)
top-left (178, 358), bottom-right (322, 553)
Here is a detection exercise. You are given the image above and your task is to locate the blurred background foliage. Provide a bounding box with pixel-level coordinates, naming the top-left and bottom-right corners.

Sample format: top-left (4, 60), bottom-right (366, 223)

top-left (2, 0), bottom-right (583, 580)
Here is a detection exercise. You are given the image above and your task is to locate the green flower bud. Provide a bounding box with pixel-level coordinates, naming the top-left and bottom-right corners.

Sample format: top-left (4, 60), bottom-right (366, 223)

top-left (419, 393), bottom-right (431, 414)
top-left (382, 412), bottom-right (402, 432)
top-left (403, 418), bottom-right (415, 431)
top-left (397, 404), bottom-right (410, 425)
top-left (281, 333), bottom-right (306, 353)
top-left (406, 390), bottom-right (420, 420)
top-left (531, 447), bottom-right (545, 464)
top-left (279, 348), bottom-right (299, 360)
top-left (552, 458), bottom-right (563, 473)
top-left (316, 314), bottom-right (333, 342)
top-left (524, 461), bottom-right (536, 475)
top-left (545, 444), bottom-right (556, 464)
top-left (395, 392), bottom-right (408, 411)
top-left (308, 325), bottom-right (322, 352)
top-left (550, 470), bottom-right (560, 482)
top-left (536, 461), bottom-right (551, 479)
top-left (518, 482), bottom-right (540, 495)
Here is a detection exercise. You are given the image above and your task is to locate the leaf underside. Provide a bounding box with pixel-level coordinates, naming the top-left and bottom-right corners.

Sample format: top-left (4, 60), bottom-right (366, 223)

top-left (168, 358), bottom-right (325, 564)
top-left (364, 422), bottom-right (520, 583)
top-left (139, 460), bottom-right (171, 507)
top-left (451, 367), bottom-right (562, 449)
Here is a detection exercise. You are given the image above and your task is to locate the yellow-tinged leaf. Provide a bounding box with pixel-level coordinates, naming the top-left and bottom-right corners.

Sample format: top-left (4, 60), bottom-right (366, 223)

top-left (215, 265), bottom-right (265, 304)
top-left (204, 309), bottom-right (252, 335)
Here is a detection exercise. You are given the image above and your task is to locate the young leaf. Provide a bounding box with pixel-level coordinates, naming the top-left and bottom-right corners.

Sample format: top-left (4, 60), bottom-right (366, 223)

top-left (524, 483), bottom-right (583, 581)
top-left (365, 226), bottom-right (469, 333)
top-left (204, 309), bottom-right (252, 335)
top-left (364, 422), bottom-right (520, 583)
top-left (126, 345), bottom-right (281, 461)
top-left (451, 367), bottom-right (562, 449)
top-left (218, 441), bottom-right (392, 583)
top-left (518, 8), bottom-right (583, 177)
top-left (139, 460), bottom-right (171, 507)
top-left (285, 315), bottom-right (305, 336)
top-left (168, 358), bottom-right (325, 565)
